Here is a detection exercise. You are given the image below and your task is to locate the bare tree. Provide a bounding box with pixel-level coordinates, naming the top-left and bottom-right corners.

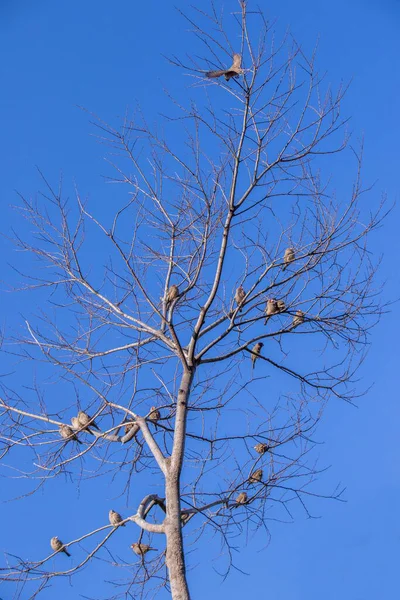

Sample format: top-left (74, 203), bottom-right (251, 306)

top-left (0, 2), bottom-right (385, 599)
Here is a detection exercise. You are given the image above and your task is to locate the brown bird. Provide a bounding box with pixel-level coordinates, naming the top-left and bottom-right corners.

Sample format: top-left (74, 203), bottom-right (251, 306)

top-left (264, 298), bottom-right (278, 323)
top-left (235, 492), bottom-right (248, 505)
top-left (254, 442), bottom-right (269, 454)
top-left (78, 410), bottom-right (100, 431)
top-left (109, 509), bottom-right (125, 527)
top-left (234, 285), bottom-right (246, 311)
top-left (50, 536), bottom-right (70, 557)
top-left (148, 406), bottom-right (161, 422)
top-left (276, 299), bottom-right (286, 313)
top-left (131, 543), bottom-right (157, 556)
top-left (251, 342), bottom-right (264, 369)
top-left (283, 247), bottom-right (295, 270)
top-left (249, 468), bottom-right (263, 483)
top-left (70, 416), bottom-right (81, 430)
top-left (206, 53), bottom-right (243, 81)
top-left (59, 424), bottom-right (82, 444)
top-left (166, 284), bottom-right (179, 307)
top-left (293, 309), bottom-right (305, 327)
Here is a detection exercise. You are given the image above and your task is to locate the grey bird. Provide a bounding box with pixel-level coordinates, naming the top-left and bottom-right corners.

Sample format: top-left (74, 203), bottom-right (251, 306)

top-left (59, 424), bottom-right (82, 444)
top-left (234, 285), bottom-right (246, 311)
top-left (293, 309), bottom-right (305, 327)
top-left (249, 468), bottom-right (263, 483)
top-left (251, 342), bottom-right (264, 369)
top-left (283, 247), bottom-right (295, 270)
top-left (254, 442), bottom-right (269, 454)
top-left (77, 410), bottom-right (100, 431)
top-left (50, 536), bottom-right (71, 557)
top-left (148, 406), bottom-right (161, 421)
top-left (109, 509), bottom-right (125, 527)
top-left (166, 284), bottom-right (179, 307)
top-left (235, 492), bottom-right (248, 505)
top-left (206, 53), bottom-right (243, 81)
top-left (131, 543), bottom-right (157, 556)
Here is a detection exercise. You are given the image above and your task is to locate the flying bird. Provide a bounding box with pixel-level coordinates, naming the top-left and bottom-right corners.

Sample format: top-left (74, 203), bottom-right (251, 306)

top-left (293, 309), bottom-right (305, 327)
top-left (235, 492), bottom-right (248, 505)
top-left (166, 284), bottom-right (179, 307)
top-left (206, 53), bottom-right (243, 81)
top-left (148, 406), bottom-right (161, 421)
top-left (283, 247), bottom-right (295, 270)
top-left (50, 536), bottom-right (70, 557)
top-left (109, 509), bottom-right (125, 527)
top-left (249, 468), bottom-right (263, 483)
top-left (59, 424), bottom-right (82, 444)
top-left (254, 442), bottom-right (269, 454)
top-left (234, 285), bottom-right (246, 311)
top-left (251, 342), bottom-right (264, 369)
top-left (131, 543), bottom-right (157, 556)
top-left (78, 410), bottom-right (100, 431)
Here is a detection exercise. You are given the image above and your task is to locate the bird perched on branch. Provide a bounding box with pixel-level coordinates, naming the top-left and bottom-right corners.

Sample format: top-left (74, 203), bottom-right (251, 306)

top-left (293, 309), bottom-right (305, 327)
top-left (264, 298), bottom-right (278, 323)
top-left (148, 406), bottom-right (161, 422)
top-left (131, 543), bottom-right (157, 556)
top-left (254, 442), bottom-right (269, 454)
top-left (234, 285), bottom-right (246, 311)
top-left (249, 468), bottom-right (263, 483)
top-left (235, 492), bottom-right (248, 505)
top-left (165, 284), bottom-right (179, 307)
top-left (59, 424), bottom-right (82, 444)
top-left (50, 536), bottom-right (70, 557)
top-left (70, 416), bottom-right (81, 430)
top-left (251, 342), bottom-right (264, 369)
top-left (78, 410), bottom-right (100, 431)
top-left (283, 247), bottom-right (295, 270)
top-left (206, 53), bottom-right (243, 81)
top-left (276, 299), bottom-right (286, 313)
top-left (109, 509), bottom-right (125, 527)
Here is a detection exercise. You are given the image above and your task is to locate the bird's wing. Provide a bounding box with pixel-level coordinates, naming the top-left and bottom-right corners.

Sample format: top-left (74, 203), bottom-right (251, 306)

top-left (231, 53), bottom-right (242, 68)
top-left (206, 69), bottom-right (227, 78)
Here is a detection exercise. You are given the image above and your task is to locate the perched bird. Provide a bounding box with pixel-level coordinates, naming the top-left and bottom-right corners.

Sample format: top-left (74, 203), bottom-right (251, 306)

top-left (59, 424), bottom-right (82, 444)
top-left (70, 416), bottom-right (81, 430)
top-left (251, 342), bottom-right (264, 369)
top-left (109, 509), bottom-right (125, 527)
top-left (264, 298), bottom-right (278, 323)
top-left (234, 285), bottom-right (246, 311)
top-left (276, 299), bottom-right (286, 313)
top-left (206, 53), bottom-right (243, 81)
top-left (235, 492), bottom-right (248, 505)
top-left (249, 468), bottom-right (263, 483)
top-left (148, 406), bottom-right (161, 422)
top-left (77, 410), bottom-right (100, 431)
top-left (131, 543), bottom-right (157, 556)
top-left (254, 442), bottom-right (269, 454)
top-left (283, 247), bottom-right (295, 270)
top-left (293, 309), bottom-right (305, 327)
top-left (166, 284), bottom-right (179, 307)
top-left (50, 536), bottom-right (70, 557)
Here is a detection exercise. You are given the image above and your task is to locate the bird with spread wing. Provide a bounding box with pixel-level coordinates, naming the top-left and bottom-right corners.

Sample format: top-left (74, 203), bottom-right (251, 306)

top-left (206, 53), bottom-right (243, 81)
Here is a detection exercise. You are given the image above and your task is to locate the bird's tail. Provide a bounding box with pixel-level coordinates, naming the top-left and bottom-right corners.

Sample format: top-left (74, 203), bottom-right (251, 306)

top-left (63, 547), bottom-right (71, 557)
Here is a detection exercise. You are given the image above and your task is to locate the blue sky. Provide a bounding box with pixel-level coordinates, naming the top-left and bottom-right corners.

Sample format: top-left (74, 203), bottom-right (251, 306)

top-left (0, 1), bottom-right (399, 599)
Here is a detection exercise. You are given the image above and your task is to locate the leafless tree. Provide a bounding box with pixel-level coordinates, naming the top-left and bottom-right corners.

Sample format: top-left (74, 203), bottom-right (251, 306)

top-left (0, 2), bottom-right (385, 599)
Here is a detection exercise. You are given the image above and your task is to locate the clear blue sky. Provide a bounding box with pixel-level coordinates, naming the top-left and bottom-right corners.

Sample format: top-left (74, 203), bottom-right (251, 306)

top-left (0, 1), bottom-right (399, 599)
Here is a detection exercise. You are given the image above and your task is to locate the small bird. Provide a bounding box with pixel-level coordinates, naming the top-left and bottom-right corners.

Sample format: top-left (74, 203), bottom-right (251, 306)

top-left (234, 285), bottom-right (246, 311)
top-left (166, 284), bottom-right (179, 307)
top-left (276, 299), bottom-right (286, 313)
top-left (254, 442), bottom-right (269, 454)
top-left (249, 468), bottom-right (263, 483)
top-left (206, 53), bottom-right (243, 81)
top-left (251, 342), bottom-right (264, 369)
top-left (59, 424), bottom-right (82, 444)
top-left (109, 509), bottom-right (125, 527)
top-left (131, 543), bottom-right (157, 556)
top-left (283, 247), bottom-right (295, 270)
top-left (77, 410), bottom-right (100, 431)
top-left (70, 416), bottom-right (81, 430)
top-left (148, 406), bottom-right (161, 422)
top-left (235, 492), bottom-right (248, 505)
top-left (264, 298), bottom-right (278, 323)
top-left (50, 536), bottom-right (70, 557)
top-left (125, 422), bottom-right (134, 435)
top-left (292, 310), bottom-right (305, 327)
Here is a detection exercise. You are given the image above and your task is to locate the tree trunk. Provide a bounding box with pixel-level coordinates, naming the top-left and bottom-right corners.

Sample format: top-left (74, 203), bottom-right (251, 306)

top-left (165, 369), bottom-right (194, 600)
